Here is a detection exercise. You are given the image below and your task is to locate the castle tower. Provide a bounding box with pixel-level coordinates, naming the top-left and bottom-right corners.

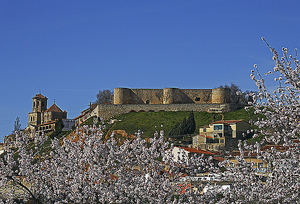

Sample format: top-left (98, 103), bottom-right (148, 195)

top-left (28, 94), bottom-right (48, 126)
top-left (114, 88), bottom-right (133, 104)
top-left (211, 88), bottom-right (230, 104)
top-left (163, 88), bottom-right (178, 104)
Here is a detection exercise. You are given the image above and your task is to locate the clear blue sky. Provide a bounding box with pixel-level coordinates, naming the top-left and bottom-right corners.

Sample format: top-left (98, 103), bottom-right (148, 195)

top-left (1, 0), bottom-right (299, 141)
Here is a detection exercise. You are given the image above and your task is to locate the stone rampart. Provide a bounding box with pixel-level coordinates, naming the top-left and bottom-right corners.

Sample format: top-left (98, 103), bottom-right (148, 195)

top-left (113, 87), bottom-right (230, 105)
top-left (97, 103), bottom-right (232, 120)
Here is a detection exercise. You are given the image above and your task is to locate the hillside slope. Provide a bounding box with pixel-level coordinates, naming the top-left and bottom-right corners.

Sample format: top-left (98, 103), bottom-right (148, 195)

top-left (109, 108), bottom-right (256, 138)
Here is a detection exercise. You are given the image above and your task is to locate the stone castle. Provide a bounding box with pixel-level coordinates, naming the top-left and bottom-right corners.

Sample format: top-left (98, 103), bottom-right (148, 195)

top-left (90, 87), bottom-right (235, 120)
top-left (114, 87), bottom-right (230, 105)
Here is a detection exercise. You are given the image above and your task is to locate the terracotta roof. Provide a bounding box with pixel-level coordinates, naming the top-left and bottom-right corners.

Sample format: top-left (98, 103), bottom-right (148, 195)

top-left (214, 156), bottom-right (225, 162)
top-left (46, 104), bottom-right (63, 113)
top-left (211, 120), bottom-right (243, 124)
top-left (199, 134), bottom-right (214, 139)
top-left (261, 145), bottom-right (290, 151)
top-left (178, 147), bottom-right (216, 155)
top-left (33, 94), bottom-right (47, 99)
top-left (229, 151), bottom-right (257, 157)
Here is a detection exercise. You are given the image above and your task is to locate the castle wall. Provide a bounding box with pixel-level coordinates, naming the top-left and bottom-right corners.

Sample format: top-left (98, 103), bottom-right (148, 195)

top-left (113, 87), bottom-right (230, 105)
top-left (181, 89), bottom-right (212, 104)
top-left (131, 89), bottom-right (163, 104)
top-left (114, 88), bottom-right (145, 104)
top-left (97, 103), bottom-right (232, 120)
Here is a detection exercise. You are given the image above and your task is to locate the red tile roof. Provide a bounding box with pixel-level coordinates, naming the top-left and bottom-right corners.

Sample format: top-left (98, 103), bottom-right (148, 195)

top-left (214, 156), bottom-right (225, 162)
top-left (178, 147), bottom-right (216, 155)
top-left (229, 150), bottom-right (258, 157)
top-left (211, 120), bottom-right (243, 124)
top-left (46, 104), bottom-right (63, 112)
top-left (199, 134), bottom-right (214, 139)
top-left (261, 145), bottom-right (289, 151)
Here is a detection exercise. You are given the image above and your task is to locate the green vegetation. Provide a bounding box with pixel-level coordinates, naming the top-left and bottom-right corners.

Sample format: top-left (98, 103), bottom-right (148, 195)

top-left (223, 107), bottom-right (256, 121)
top-left (245, 134), bottom-right (265, 145)
top-left (109, 108), bottom-right (256, 138)
top-left (168, 112), bottom-right (196, 137)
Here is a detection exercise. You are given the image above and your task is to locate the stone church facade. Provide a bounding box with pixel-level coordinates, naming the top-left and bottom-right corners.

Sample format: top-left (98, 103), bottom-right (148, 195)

top-left (28, 94), bottom-right (67, 135)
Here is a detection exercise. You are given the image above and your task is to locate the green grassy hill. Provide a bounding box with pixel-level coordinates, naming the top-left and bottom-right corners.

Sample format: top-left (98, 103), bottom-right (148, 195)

top-left (109, 108), bottom-right (256, 138)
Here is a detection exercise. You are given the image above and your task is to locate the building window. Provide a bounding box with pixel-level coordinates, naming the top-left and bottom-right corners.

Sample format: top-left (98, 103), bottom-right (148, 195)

top-left (220, 139), bottom-right (224, 143)
top-left (195, 97), bottom-right (200, 101)
top-left (145, 100), bottom-right (150, 104)
top-left (214, 125), bottom-right (223, 130)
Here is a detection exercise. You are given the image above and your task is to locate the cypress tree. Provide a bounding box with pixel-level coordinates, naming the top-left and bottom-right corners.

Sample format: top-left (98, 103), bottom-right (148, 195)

top-left (186, 112), bottom-right (196, 134)
top-left (168, 113), bottom-right (195, 138)
top-left (179, 118), bottom-right (188, 135)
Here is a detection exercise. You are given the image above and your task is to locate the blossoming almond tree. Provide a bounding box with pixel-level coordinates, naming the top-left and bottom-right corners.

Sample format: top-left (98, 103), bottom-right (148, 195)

top-left (1, 126), bottom-right (218, 203)
top-left (218, 39), bottom-right (300, 203)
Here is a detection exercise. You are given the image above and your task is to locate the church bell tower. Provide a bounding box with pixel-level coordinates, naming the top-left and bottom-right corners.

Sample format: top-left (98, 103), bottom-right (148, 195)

top-left (28, 94), bottom-right (48, 126)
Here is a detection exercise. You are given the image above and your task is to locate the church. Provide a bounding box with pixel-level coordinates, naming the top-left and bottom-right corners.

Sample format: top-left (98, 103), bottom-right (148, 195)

top-left (28, 94), bottom-right (67, 136)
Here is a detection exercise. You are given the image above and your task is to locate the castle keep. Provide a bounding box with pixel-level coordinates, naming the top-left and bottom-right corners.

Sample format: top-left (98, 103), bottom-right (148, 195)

top-left (92, 87), bottom-right (234, 120)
